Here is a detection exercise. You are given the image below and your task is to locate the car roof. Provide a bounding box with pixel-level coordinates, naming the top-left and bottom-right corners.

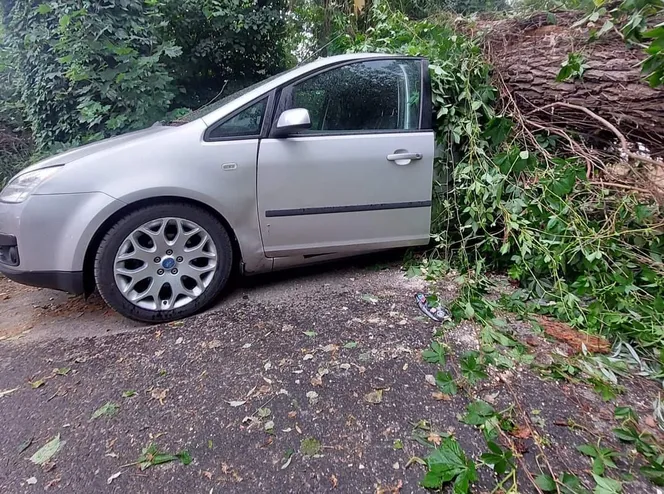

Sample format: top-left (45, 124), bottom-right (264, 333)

top-left (199, 53), bottom-right (410, 127)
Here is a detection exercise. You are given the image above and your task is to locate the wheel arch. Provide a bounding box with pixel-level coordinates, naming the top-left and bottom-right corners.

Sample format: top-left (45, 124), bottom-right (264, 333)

top-left (82, 196), bottom-right (242, 294)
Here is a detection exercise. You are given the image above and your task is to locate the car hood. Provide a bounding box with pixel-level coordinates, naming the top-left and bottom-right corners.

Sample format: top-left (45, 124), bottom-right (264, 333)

top-left (20, 125), bottom-right (175, 175)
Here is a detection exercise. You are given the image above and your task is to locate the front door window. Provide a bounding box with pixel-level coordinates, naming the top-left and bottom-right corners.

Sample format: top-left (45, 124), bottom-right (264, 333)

top-left (288, 59), bottom-right (422, 133)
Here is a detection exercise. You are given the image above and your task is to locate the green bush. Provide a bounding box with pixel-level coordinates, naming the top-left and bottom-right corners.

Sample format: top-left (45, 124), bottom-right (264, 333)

top-left (159, 0), bottom-right (293, 110)
top-left (3, 0), bottom-right (178, 150)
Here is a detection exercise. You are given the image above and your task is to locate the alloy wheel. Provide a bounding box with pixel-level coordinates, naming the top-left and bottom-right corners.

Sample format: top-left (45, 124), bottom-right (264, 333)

top-left (113, 217), bottom-right (218, 311)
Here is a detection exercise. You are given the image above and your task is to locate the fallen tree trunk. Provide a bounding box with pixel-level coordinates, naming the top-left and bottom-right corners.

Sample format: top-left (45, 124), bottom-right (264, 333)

top-left (477, 11), bottom-right (664, 158)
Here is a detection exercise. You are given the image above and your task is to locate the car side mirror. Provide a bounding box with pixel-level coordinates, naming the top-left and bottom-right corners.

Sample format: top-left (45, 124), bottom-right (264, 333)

top-left (275, 108), bottom-right (311, 137)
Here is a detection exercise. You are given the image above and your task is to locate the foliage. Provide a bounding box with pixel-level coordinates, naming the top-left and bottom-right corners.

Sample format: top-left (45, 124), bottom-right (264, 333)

top-left (576, 442), bottom-right (620, 475)
top-left (422, 341), bottom-right (447, 364)
top-left (0, 0), bottom-right (295, 161)
top-left (133, 442), bottom-right (191, 470)
top-left (0, 22), bottom-right (32, 186)
top-left (556, 52), bottom-right (588, 82)
top-left (158, 0), bottom-right (292, 109)
top-left (2, 0), bottom-right (178, 150)
top-left (387, 0), bottom-right (508, 17)
top-left (571, 0), bottom-right (664, 87)
top-left (435, 370), bottom-right (458, 394)
top-left (421, 437), bottom-right (477, 492)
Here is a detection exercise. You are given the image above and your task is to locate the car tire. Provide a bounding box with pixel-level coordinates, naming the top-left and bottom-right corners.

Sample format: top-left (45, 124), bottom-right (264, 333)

top-left (94, 202), bottom-right (233, 323)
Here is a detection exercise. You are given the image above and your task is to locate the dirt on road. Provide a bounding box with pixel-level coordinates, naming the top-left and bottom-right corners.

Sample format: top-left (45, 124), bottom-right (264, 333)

top-left (0, 261), bottom-right (661, 493)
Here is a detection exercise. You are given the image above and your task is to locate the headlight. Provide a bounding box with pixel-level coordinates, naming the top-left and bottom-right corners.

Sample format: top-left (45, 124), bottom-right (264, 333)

top-left (0, 166), bottom-right (63, 204)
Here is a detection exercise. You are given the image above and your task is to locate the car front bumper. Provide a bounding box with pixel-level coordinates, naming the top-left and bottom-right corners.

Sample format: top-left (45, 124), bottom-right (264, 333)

top-left (0, 192), bottom-right (123, 294)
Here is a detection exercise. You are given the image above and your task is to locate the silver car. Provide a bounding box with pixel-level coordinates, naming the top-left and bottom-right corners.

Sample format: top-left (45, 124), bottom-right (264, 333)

top-left (0, 53), bottom-right (434, 322)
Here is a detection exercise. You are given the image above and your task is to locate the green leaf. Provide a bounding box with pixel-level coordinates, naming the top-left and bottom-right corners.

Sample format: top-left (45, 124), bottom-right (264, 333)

top-left (640, 458), bottom-right (664, 486)
top-left (460, 351), bottom-right (488, 385)
top-left (122, 390), bottom-right (136, 398)
top-left (613, 406), bottom-right (637, 423)
top-left (36, 4), bottom-right (53, 14)
top-left (461, 400), bottom-right (495, 426)
top-left (576, 444), bottom-right (598, 457)
top-left (591, 473), bottom-right (622, 493)
top-left (177, 450), bottom-right (192, 465)
top-left (30, 435), bottom-right (62, 465)
top-left (535, 474), bottom-right (557, 491)
top-left (480, 441), bottom-right (513, 474)
top-left (519, 150), bottom-right (529, 160)
top-left (59, 14), bottom-right (71, 29)
top-left (422, 341), bottom-right (447, 365)
top-left (612, 426), bottom-right (639, 442)
top-left (421, 437), bottom-right (476, 492)
top-left (90, 401), bottom-right (119, 420)
top-left (303, 331), bottom-right (317, 337)
top-left (343, 341), bottom-right (358, 349)
top-left (300, 437), bottom-right (321, 456)
top-left (435, 371), bottom-right (458, 395)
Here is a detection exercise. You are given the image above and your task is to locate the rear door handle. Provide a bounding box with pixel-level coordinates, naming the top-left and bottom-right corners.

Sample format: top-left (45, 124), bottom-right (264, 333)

top-left (387, 152), bottom-right (423, 162)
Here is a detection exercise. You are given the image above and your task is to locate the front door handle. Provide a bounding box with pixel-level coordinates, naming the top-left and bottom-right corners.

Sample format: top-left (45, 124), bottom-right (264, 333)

top-left (387, 153), bottom-right (422, 165)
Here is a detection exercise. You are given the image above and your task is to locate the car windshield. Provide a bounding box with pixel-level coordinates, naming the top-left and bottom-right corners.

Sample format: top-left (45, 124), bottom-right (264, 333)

top-left (171, 68), bottom-right (296, 124)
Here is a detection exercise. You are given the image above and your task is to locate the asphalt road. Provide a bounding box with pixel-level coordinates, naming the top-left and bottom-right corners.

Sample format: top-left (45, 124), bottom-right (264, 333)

top-left (0, 261), bottom-right (659, 493)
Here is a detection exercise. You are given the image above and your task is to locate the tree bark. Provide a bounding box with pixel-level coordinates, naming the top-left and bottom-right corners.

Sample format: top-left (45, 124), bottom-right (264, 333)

top-left (479, 11), bottom-right (664, 157)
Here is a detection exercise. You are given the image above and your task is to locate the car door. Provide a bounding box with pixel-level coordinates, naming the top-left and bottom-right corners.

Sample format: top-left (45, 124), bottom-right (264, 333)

top-left (257, 57), bottom-right (434, 258)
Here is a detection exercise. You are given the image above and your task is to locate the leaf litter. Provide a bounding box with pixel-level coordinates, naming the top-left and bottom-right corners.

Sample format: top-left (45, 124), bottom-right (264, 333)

top-left (30, 435), bottom-right (63, 465)
top-left (90, 402), bottom-right (119, 420)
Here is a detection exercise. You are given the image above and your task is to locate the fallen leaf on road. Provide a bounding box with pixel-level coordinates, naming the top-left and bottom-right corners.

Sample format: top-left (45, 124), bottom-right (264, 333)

top-left (432, 392), bottom-right (451, 401)
top-left (227, 400), bottom-right (246, 407)
top-left (133, 443), bottom-right (191, 470)
top-left (150, 388), bottom-right (168, 405)
top-left (288, 411), bottom-right (297, 419)
top-left (511, 425), bottom-right (532, 439)
top-left (306, 391), bottom-right (319, 404)
top-left (122, 390), bottom-right (136, 398)
top-left (300, 437), bottom-right (321, 456)
top-left (30, 380), bottom-right (45, 389)
top-left (330, 474), bottom-right (338, 488)
top-left (281, 449), bottom-right (294, 470)
top-left (311, 375), bottom-right (323, 387)
top-left (264, 420), bottom-right (275, 432)
top-left (425, 374), bottom-right (436, 386)
top-left (364, 389), bottom-right (383, 404)
top-left (202, 470), bottom-right (213, 480)
top-left (106, 472), bottom-right (121, 485)
top-left (207, 340), bottom-right (222, 349)
top-left (257, 407), bottom-right (272, 418)
top-left (361, 294), bottom-right (379, 304)
top-left (26, 477), bottom-right (37, 485)
top-left (343, 341), bottom-right (358, 349)
top-left (54, 367), bottom-right (70, 376)
top-left (322, 344), bottom-right (339, 353)
top-left (90, 402), bottom-right (119, 420)
top-left (30, 435), bottom-right (62, 465)
top-left (303, 354), bottom-right (314, 361)
top-left (0, 387), bottom-right (19, 398)
top-left (376, 479), bottom-right (403, 493)
top-left (175, 337), bottom-right (183, 345)
top-left (17, 437), bottom-right (33, 454)
top-left (427, 432), bottom-right (442, 446)
top-left (303, 331), bottom-right (317, 337)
